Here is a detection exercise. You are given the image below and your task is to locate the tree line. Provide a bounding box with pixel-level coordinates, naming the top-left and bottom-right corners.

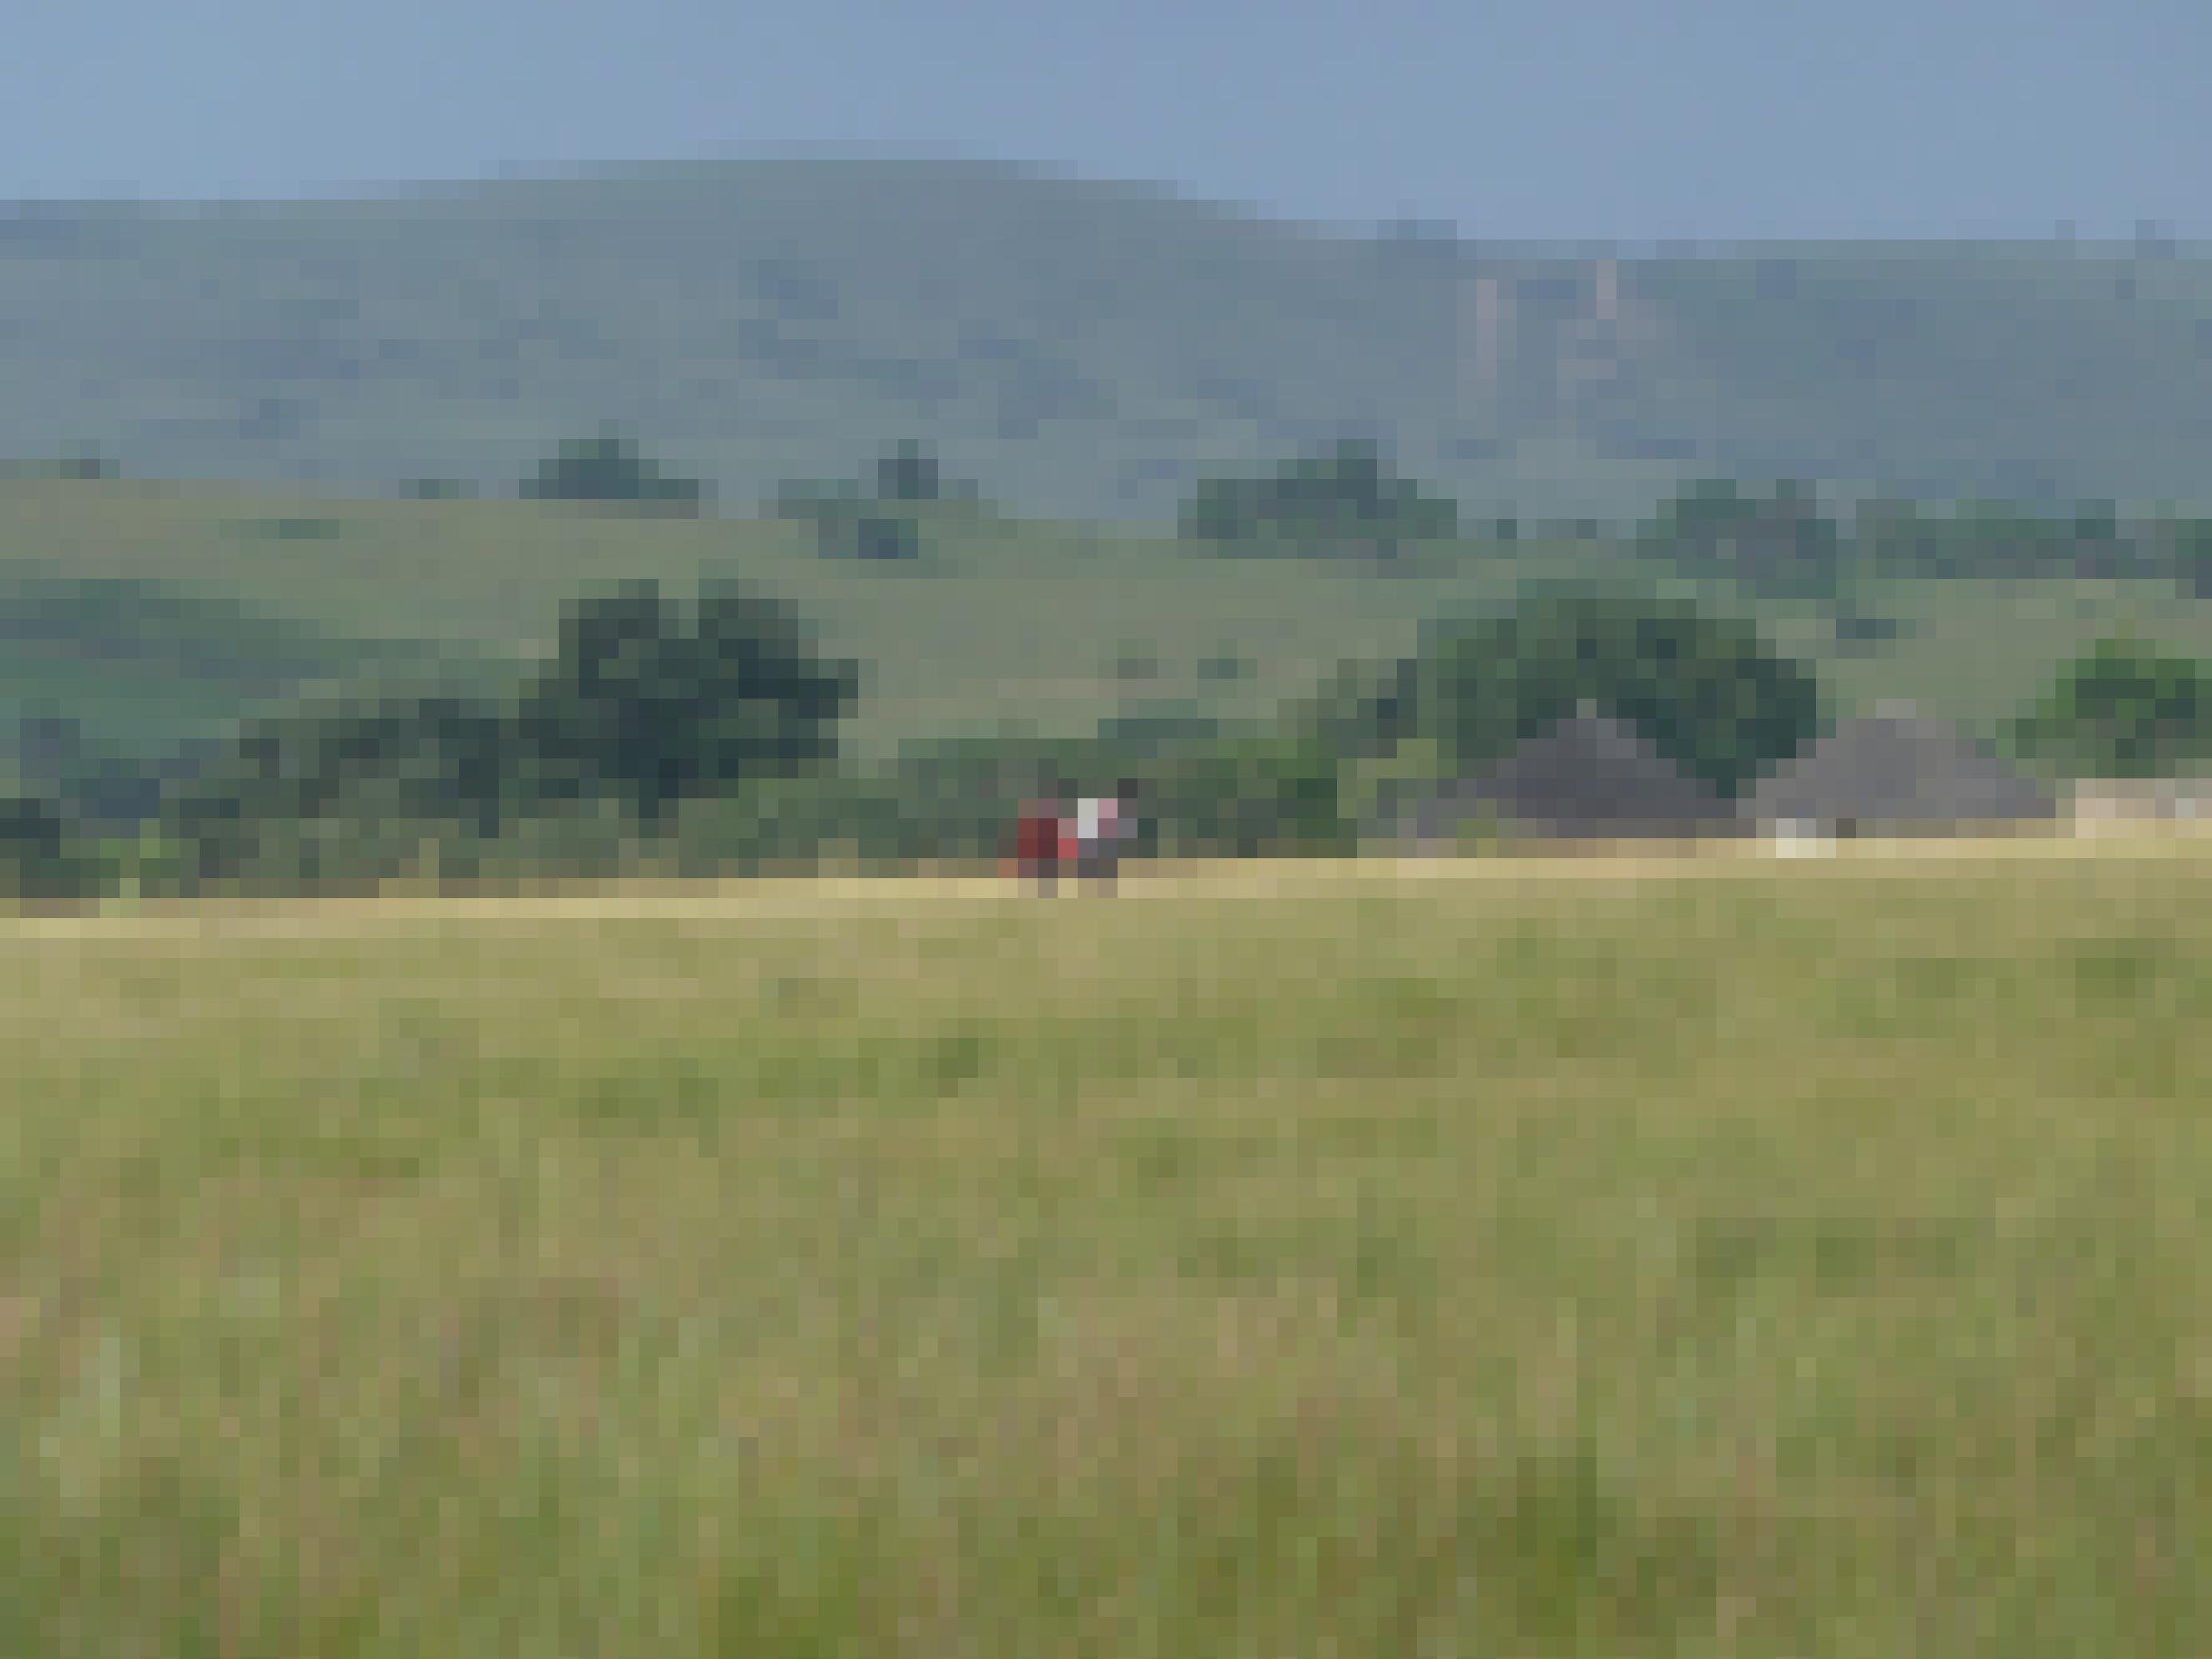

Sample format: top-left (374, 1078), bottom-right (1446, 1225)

top-left (8, 430), bottom-right (2212, 903)
top-left (25, 426), bottom-right (2210, 592)
top-left (7, 567), bottom-right (2211, 907)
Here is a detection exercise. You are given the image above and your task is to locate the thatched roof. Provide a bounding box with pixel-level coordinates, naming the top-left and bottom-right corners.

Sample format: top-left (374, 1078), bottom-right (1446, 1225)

top-left (1395, 708), bottom-right (1734, 845)
top-left (1742, 705), bottom-right (2057, 830)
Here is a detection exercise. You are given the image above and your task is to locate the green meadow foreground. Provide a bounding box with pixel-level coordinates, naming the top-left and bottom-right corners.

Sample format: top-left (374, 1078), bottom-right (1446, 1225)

top-left (2, 848), bottom-right (2206, 1656)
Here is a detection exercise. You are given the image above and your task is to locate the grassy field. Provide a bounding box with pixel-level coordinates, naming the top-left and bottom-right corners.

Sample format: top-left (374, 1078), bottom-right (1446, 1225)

top-left (2, 844), bottom-right (2206, 1656)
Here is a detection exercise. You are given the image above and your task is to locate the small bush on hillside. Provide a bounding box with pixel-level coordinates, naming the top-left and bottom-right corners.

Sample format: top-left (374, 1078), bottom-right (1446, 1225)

top-left (1638, 478), bottom-right (1847, 597)
top-left (519, 426), bottom-right (706, 513)
top-left (841, 513), bottom-right (924, 562)
top-left (1181, 438), bottom-right (1459, 556)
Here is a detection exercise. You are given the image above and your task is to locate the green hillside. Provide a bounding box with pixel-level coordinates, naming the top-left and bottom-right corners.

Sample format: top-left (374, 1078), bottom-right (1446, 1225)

top-left (2, 160), bottom-right (2207, 523)
top-left (6, 475), bottom-right (2212, 780)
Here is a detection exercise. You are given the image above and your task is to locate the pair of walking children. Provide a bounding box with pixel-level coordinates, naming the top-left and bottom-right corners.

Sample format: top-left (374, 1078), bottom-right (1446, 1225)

top-left (1014, 786), bottom-right (1134, 892)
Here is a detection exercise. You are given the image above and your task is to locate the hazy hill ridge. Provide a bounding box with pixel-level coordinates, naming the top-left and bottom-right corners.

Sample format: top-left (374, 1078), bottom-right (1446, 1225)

top-left (1, 157), bottom-right (2206, 521)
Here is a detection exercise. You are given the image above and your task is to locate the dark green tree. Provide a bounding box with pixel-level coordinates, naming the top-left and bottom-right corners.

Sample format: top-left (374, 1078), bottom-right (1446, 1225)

top-left (2007, 635), bottom-right (2212, 778)
top-left (1138, 731), bottom-right (1351, 857)
top-left (1283, 655), bottom-right (1422, 763)
top-left (152, 579), bottom-right (861, 890)
top-left (873, 439), bottom-right (944, 504)
top-left (0, 791), bottom-right (99, 902)
top-left (156, 692), bottom-right (519, 890)
top-left (1180, 438), bottom-right (1458, 555)
top-left (519, 425), bottom-right (704, 509)
top-left (1849, 496), bottom-right (1929, 572)
top-left (1854, 494), bottom-right (2170, 582)
top-left (1638, 478), bottom-right (1846, 596)
top-left (2166, 520), bottom-right (2212, 597)
top-left (774, 458), bottom-right (936, 561)
top-left (1400, 581), bottom-right (1827, 796)
top-left (509, 578), bottom-right (860, 831)
top-left (848, 513), bottom-right (924, 561)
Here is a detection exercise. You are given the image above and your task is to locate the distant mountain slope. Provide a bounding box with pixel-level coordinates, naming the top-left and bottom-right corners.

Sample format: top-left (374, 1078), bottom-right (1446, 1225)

top-left (0, 158), bottom-right (2206, 521)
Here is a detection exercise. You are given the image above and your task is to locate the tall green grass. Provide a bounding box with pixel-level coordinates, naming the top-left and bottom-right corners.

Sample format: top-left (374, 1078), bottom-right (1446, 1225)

top-left (1, 853), bottom-right (2206, 1654)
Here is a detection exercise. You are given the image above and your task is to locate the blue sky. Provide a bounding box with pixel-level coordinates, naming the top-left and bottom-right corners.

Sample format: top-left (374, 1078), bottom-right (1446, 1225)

top-left (4, 0), bottom-right (2200, 241)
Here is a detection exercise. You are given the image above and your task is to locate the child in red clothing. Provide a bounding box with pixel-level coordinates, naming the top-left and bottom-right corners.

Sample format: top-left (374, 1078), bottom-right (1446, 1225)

top-left (1014, 797), bottom-right (1066, 893)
